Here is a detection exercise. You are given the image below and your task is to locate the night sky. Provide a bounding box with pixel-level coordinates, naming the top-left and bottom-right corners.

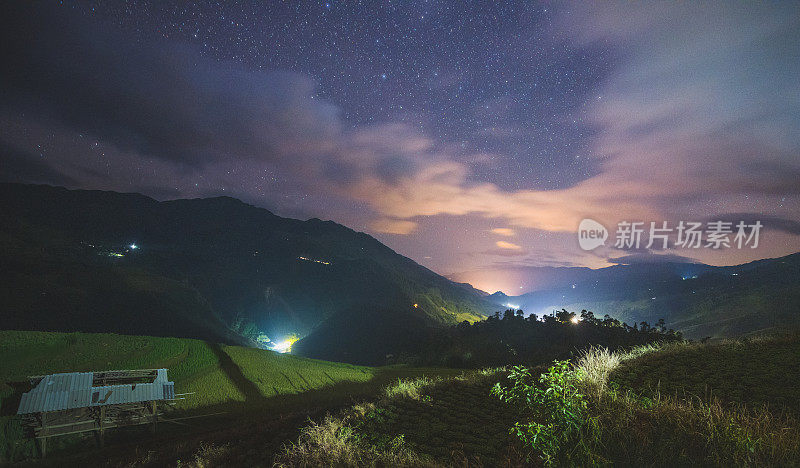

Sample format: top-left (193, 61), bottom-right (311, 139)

top-left (2, 1), bottom-right (799, 293)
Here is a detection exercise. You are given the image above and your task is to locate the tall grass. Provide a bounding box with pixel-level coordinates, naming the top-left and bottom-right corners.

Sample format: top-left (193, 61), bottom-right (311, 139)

top-left (563, 340), bottom-right (800, 466)
top-left (278, 371), bottom-right (510, 467)
top-left (275, 403), bottom-right (432, 467)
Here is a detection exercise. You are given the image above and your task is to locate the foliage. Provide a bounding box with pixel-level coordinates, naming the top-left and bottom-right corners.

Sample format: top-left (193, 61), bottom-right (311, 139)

top-left (490, 338), bottom-right (800, 466)
top-left (280, 370), bottom-right (524, 466)
top-left (492, 362), bottom-right (588, 464)
top-left (610, 333), bottom-right (800, 415)
top-left (411, 308), bottom-right (679, 368)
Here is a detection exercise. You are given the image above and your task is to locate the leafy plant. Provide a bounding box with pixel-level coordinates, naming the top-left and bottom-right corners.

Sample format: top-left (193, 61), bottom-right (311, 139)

top-left (492, 361), bottom-right (588, 464)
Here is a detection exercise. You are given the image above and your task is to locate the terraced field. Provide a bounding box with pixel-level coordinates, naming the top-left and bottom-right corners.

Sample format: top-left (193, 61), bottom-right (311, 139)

top-left (277, 371), bottom-right (531, 466)
top-left (362, 375), bottom-right (521, 464)
top-left (0, 330), bottom-right (467, 464)
top-left (0, 330), bottom-right (373, 462)
top-left (610, 334), bottom-right (800, 415)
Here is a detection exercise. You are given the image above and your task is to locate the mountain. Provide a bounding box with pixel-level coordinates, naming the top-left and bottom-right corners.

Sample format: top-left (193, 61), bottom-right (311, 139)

top-left (489, 255), bottom-right (800, 339)
top-left (0, 183), bottom-right (495, 358)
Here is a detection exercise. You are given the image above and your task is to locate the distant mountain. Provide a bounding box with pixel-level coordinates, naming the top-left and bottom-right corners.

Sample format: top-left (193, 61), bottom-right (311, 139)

top-left (488, 255), bottom-right (800, 339)
top-left (0, 183), bottom-right (495, 358)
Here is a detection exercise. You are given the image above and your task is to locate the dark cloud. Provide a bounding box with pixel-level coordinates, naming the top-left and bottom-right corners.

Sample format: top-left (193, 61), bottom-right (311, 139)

top-left (0, 143), bottom-right (79, 186)
top-left (607, 253), bottom-right (700, 265)
top-left (0, 3), bottom-right (339, 167)
top-left (709, 213), bottom-right (800, 236)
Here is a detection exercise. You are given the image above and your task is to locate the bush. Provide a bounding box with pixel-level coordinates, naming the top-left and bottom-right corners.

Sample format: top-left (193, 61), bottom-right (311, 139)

top-left (492, 361), bottom-right (588, 464)
top-left (493, 341), bottom-right (800, 466)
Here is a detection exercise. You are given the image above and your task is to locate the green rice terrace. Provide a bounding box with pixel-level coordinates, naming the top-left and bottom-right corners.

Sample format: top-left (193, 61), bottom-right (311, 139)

top-left (0, 330), bottom-right (463, 464)
top-left (273, 334), bottom-right (800, 467)
top-left (610, 334), bottom-right (800, 416)
top-left (2, 331), bottom-right (800, 466)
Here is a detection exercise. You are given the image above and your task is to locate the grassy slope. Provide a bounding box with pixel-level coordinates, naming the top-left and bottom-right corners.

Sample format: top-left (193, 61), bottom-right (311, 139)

top-left (275, 371), bottom-right (528, 467)
top-left (0, 330), bottom-right (371, 462)
top-left (0, 330), bottom-right (373, 410)
top-left (279, 335), bottom-right (800, 466)
top-left (610, 334), bottom-right (800, 415)
top-left (0, 330), bottom-right (465, 464)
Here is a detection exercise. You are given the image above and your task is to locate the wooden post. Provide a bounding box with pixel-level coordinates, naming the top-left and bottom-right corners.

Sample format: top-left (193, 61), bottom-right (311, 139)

top-left (98, 407), bottom-right (105, 447)
top-left (151, 401), bottom-right (158, 432)
top-left (39, 412), bottom-right (47, 458)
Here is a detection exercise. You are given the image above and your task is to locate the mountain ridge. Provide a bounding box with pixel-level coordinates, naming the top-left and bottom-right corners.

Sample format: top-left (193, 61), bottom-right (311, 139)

top-left (0, 183), bottom-right (496, 356)
top-left (487, 253), bottom-right (800, 339)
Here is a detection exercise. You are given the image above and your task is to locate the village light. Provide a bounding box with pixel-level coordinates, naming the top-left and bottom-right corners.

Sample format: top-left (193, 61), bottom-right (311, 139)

top-left (270, 334), bottom-right (300, 353)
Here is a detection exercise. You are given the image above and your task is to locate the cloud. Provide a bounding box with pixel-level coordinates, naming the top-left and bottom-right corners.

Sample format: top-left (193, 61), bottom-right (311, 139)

top-left (1, 1), bottom-right (798, 277)
top-left (495, 241), bottom-right (522, 250)
top-left (0, 142), bottom-right (79, 186)
top-left (482, 248), bottom-right (529, 258)
top-left (370, 218), bottom-right (418, 235)
top-left (0, 4), bottom-right (340, 169)
top-left (339, 2), bottom-right (800, 245)
top-left (607, 253), bottom-right (700, 265)
top-left (709, 213), bottom-right (800, 236)
top-left (491, 228), bottom-right (516, 237)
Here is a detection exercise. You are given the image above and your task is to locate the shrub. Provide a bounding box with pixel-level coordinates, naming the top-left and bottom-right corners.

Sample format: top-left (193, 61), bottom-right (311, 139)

top-left (493, 341), bottom-right (800, 466)
top-left (492, 361), bottom-right (588, 464)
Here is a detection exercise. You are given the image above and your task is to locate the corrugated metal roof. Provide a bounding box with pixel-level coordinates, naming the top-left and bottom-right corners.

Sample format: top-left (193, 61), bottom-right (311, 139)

top-left (17, 369), bottom-right (174, 415)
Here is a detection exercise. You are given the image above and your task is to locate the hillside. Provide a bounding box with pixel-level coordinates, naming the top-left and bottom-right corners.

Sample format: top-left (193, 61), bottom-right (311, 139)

top-left (0, 330), bottom-right (370, 461)
top-left (279, 335), bottom-right (800, 466)
top-left (0, 183), bottom-right (494, 356)
top-left (0, 330), bottom-right (469, 464)
top-left (490, 254), bottom-right (800, 339)
top-left (611, 334), bottom-right (800, 415)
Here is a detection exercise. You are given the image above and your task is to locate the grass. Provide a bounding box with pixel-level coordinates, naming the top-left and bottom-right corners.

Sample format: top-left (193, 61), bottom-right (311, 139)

top-left (609, 333), bottom-right (800, 415)
top-left (0, 329), bottom-right (373, 462)
top-left (0, 330), bottom-right (466, 465)
top-left (278, 335), bottom-right (800, 467)
top-left (558, 336), bottom-right (800, 466)
top-left (278, 369), bottom-right (527, 467)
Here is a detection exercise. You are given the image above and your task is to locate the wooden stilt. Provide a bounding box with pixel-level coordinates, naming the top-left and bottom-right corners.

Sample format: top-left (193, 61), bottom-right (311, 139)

top-left (151, 401), bottom-right (158, 433)
top-left (98, 407), bottom-right (105, 447)
top-left (39, 412), bottom-right (47, 458)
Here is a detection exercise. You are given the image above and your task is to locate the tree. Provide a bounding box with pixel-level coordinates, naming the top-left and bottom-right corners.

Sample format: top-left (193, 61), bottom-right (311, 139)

top-left (555, 309), bottom-right (576, 324)
top-left (580, 310), bottom-right (597, 325)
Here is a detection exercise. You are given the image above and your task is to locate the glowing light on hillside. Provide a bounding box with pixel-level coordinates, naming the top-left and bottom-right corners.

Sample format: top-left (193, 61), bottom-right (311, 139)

top-left (504, 302), bottom-right (520, 310)
top-left (273, 340), bottom-right (293, 353)
top-left (570, 316), bottom-right (580, 324)
top-left (298, 256), bottom-right (331, 265)
top-left (413, 303), bottom-right (419, 308)
top-left (270, 334), bottom-right (300, 353)
top-left (129, 243), bottom-right (138, 250)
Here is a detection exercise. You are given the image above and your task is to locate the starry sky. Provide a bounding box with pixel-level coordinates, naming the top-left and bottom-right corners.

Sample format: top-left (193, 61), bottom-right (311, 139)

top-left (2, 1), bottom-right (799, 294)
